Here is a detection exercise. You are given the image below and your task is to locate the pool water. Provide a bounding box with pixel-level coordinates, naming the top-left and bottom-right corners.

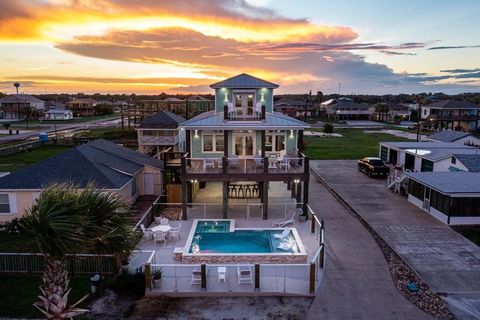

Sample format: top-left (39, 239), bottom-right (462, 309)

top-left (189, 228), bottom-right (299, 254)
top-left (195, 220), bottom-right (231, 233)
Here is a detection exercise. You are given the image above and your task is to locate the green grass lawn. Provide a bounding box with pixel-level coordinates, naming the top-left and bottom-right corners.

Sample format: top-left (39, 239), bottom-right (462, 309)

top-left (74, 127), bottom-right (137, 140)
top-left (304, 128), bottom-right (411, 160)
top-left (453, 226), bottom-right (480, 247)
top-left (0, 275), bottom-right (95, 318)
top-left (0, 145), bottom-right (71, 172)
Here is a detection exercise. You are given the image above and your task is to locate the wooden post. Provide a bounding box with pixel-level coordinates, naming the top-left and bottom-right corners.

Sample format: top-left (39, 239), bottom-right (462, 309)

top-left (263, 156), bottom-right (268, 173)
top-left (319, 245), bottom-right (325, 269)
top-left (303, 180), bottom-right (309, 218)
top-left (260, 130), bottom-right (266, 157)
top-left (262, 182), bottom-right (268, 219)
top-left (224, 104), bottom-right (229, 120)
top-left (298, 130), bottom-right (304, 152)
top-left (145, 263), bottom-right (152, 290)
top-left (223, 181), bottom-right (228, 219)
top-left (309, 262), bottom-right (315, 294)
top-left (222, 156), bottom-right (227, 175)
top-left (261, 104), bottom-right (266, 120)
top-left (185, 130), bottom-right (191, 155)
top-left (201, 264), bottom-right (207, 290)
top-left (224, 130), bottom-right (229, 157)
top-left (255, 264), bottom-right (260, 291)
top-left (310, 213), bottom-right (316, 233)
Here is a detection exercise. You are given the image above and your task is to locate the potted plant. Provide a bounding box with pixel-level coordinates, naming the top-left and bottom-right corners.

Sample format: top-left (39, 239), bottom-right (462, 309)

top-left (152, 269), bottom-right (162, 288)
top-left (153, 204), bottom-right (164, 224)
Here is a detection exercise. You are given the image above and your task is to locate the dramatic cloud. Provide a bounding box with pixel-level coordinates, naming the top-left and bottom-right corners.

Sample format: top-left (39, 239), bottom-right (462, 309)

top-left (428, 45), bottom-right (480, 50)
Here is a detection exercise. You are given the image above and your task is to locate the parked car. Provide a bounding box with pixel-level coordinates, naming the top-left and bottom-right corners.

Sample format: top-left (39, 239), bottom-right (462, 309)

top-left (358, 157), bottom-right (390, 177)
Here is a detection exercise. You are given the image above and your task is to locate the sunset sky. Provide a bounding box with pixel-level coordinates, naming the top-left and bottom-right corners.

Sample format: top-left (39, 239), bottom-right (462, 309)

top-left (0, 0), bottom-right (479, 95)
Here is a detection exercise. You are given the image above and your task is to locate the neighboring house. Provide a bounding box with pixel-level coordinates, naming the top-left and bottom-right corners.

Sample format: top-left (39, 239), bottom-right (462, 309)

top-left (321, 97), bottom-right (371, 120)
top-left (45, 100), bottom-right (65, 110)
top-left (405, 171), bottom-right (480, 225)
top-left (387, 103), bottom-right (412, 122)
top-left (137, 110), bottom-right (185, 155)
top-left (66, 98), bottom-right (98, 116)
top-left (0, 94), bottom-right (45, 119)
top-left (43, 108), bottom-right (74, 120)
top-left (274, 99), bottom-right (314, 118)
top-left (0, 139), bottom-right (164, 222)
top-left (379, 141), bottom-right (479, 172)
top-left (426, 130), bottom-right (480, 146)
top-left (421, 100), bottom-right (480, 132)
top-left (177, 73), bottom-right (310, 219)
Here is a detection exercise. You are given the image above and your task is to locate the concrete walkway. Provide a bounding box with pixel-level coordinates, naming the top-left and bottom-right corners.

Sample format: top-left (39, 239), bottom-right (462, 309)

top-left (306, 174), bottom-right (429, 319)
top-left (310, 160), bottom-right (480, 319)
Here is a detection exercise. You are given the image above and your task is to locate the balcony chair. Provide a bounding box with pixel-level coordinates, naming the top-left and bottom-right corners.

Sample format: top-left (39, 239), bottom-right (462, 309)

top-left (229, 155), bottom-right (239, 169)
top-left (237, 264), bottom-right (253, 285)
top-left (203, 158), bottom-right (215, 171)
top-left (191, 266), bottom-right (208, 285)
top-left (227, 102), bottom-right (236, 119)
top-left (140, 224), bottom-right (153, 240)
top-left (279, 155), bottom-right (291, 170)
top-left (254, 102), bottom-right (262, 119)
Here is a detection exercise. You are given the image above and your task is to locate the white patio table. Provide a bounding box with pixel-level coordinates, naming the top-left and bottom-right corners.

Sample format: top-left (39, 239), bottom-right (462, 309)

top-left (152, 225), bottom-right (171, 233)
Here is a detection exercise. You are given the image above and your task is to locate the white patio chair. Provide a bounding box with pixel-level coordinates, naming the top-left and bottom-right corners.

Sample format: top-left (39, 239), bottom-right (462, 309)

top-left (170, 222), bottom-right (182, 240)
top-left (160, 218), bottom-right (169, 225)
top-left (254, 154), bottom-right (263, 169)
top-left (279, 155), bottom-right (291, 170)
top-left (203, 158), bottom-right (215, 171)
top-left (273, 228), bottom-right (290, 239)
top-left (254, 102), bottom-right (262, 118)
top-left (153, 231), bottom-right (167, 246)
top-left (191, 266), bottom-right (208, 285)
top-left (227, 102), bottom-right (236, 119)
top-left (272, 209), bottom-right (297, 228)
top-left (237, 264), bottom-right (253, 285)
top-left (140, 224), bottom-right (153, 239)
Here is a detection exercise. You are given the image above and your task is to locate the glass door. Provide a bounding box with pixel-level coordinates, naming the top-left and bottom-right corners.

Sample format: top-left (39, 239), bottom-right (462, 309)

top-left (233, 133), bottom-right (256, 157)
top-left (234, 93), bottom-right (255, 117)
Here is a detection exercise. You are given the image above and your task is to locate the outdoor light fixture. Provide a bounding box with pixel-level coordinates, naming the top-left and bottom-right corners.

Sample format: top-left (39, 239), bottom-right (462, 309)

top-left (294, 179), bottom-right (300, 184)
top-left (180, 127), bottom-right (184, 131)
top-left (194, 130), bottom-right (199, 138)
top-left (289, 130), bottom-right (294, 138)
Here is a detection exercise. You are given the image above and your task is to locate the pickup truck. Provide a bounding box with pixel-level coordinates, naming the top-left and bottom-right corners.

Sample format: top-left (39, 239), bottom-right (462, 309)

top-left (358, 157), bottom-right (390, 177)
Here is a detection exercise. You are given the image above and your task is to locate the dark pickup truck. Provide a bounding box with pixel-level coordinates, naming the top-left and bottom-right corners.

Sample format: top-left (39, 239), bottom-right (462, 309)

top-left (358, 157), bottom-right (390, 177)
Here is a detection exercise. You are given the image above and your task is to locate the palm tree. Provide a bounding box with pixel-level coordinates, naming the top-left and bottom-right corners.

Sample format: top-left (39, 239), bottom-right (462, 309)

top-left (21, 183), bottom-right (138, 319)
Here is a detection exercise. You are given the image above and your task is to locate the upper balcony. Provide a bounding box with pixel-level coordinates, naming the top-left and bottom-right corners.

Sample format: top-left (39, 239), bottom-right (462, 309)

top-left (181, 153), bottom-right (309, 181)
top-left (427, 114), bottom-right (480, 121)
top-left (223, 104), bottom-right (266, 121)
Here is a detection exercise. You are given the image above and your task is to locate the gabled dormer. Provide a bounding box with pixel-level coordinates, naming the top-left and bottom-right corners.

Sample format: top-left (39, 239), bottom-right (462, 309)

top-left (210, 73), bottom-right (279, 120)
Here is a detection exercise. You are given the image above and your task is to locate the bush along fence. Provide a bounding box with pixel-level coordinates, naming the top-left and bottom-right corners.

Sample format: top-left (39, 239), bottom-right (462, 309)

top-left (0, 253), bottom-right (120, 276)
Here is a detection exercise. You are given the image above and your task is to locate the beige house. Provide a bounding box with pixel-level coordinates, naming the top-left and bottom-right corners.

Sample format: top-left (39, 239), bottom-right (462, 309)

top-left (0, 139), bottom-right (164, 223)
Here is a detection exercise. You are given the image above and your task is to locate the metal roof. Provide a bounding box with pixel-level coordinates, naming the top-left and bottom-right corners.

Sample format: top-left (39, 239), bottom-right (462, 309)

top-left (0, 94), bottom-right (45, 104)
top-left (405, 172), bottom-right (480, 194)
top-left (453, 154), bottom-right (480, 172)
top-left (0, 139), bottom-right (163, 190)
top-left (210, 73), bottom-right (279, 89)
top-left (138, 110), bottom-right (185, 129)
top-left (424, 100), bottom-right (480, 110)
top-left (381, 141), bottom-right (478, 161)
top-left (179, 111), bottom-right (309, 130)
top-left (428, 131), bottom-right (471, 142)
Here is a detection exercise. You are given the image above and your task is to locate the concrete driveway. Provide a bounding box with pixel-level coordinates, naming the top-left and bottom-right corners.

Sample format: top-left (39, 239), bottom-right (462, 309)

top-left (306, 174), bottom-right (430, 319)
top-left (310, 160), bottom-right (480, 319)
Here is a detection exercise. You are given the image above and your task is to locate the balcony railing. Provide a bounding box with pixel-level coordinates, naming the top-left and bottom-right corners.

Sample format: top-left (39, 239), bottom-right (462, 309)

top-left (182, 154), bottom-right (309, 176)
top-left (223, 104), bottom-right (266, 121)
top-left (139, 135), bottom-right (178, 145)
top-left (335, 110), bottom-right (372, 115)
top-left (427, 114), bottom-right (480, 121)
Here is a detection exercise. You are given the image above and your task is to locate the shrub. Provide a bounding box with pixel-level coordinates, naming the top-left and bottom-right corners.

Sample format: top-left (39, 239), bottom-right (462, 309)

top-left (108, 269), bottom-right (145, 298)
top-left (323, 123), bottom-right (334, 133)
top-left (94, 104), bottom-right (114, 115)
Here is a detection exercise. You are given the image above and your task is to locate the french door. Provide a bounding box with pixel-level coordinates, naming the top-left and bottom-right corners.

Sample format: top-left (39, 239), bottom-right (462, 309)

top-left (233, 133), bottom-right (255, 157)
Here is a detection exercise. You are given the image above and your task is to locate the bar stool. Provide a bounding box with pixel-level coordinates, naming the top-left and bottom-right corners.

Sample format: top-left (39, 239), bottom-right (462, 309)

top-left (244, 185), bottom-right (252, 198)
top-left (229, 185), bottom-right (237, 198)
top-left (252, 184), bottom-right (259, 197)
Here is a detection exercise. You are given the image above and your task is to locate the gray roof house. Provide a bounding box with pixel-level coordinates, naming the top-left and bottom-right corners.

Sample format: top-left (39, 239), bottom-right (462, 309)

top-left (0, 94), bottom-right (46, 119)
top-left (137, 111), bottom-right (186, 154)
top-left (427, 130), bottom-right (480, 146)
top-left (0, 139), bottom-right (164, 222)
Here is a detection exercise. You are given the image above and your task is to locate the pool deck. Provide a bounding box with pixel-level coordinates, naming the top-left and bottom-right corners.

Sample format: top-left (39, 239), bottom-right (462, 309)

top-left (130, 217), bottom-right (323, 296)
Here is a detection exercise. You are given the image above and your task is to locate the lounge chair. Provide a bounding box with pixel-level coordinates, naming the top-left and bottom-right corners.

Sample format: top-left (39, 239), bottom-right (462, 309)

top-left (140, 224), bottom-right (153, 239)
top-left (237, 264), bottom-right (253, 285)
top-left (273, 228), bottom-right (290, 239)
top-left (203, 158), bottom-right (215, 171)
top-left (229, 155), bottom-right (239, 169)
top-left (272, 209), bottom-right (297, 228)
top-left (191, 266), bottom-right (208, 285)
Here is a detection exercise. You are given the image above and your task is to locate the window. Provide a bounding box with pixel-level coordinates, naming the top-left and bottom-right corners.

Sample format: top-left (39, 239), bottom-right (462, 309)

top-left (380, 146), bottom-right (388, 161)
top-left (0, 194), bottom-right (10, 213)
top-left (451, 157), bottom-right (456, 164)
top-left (202, 131), bottom-right (224, 152)
top-left (421, 159), bottom-right (433, 172)
top-left (266, 131), bottom-right (286, 152)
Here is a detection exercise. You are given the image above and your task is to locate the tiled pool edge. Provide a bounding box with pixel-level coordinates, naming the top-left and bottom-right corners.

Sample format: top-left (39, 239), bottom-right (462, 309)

top-left (180, 219), bottom-right (308, 264)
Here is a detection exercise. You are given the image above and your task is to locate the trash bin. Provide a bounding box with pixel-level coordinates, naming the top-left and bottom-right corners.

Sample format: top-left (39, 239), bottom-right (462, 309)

top-left (90, 273), bottom-right (102, 294)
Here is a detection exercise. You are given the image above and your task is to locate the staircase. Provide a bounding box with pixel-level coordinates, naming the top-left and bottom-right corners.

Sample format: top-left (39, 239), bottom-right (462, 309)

top-left (386, 169), bottom-right (408, 194)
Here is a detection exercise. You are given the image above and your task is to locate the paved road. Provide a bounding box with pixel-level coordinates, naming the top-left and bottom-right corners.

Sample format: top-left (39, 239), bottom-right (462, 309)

top-left (306, 175), bottom-right (430, 319)
top-left (0, 116), bottom-right (121, 142)
top-left (310, 160), bottom-right (480, 319)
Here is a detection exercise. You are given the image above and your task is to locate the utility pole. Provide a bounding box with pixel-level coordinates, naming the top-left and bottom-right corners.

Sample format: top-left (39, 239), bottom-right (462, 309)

top-left (416, 101), bottom-right (422, 142)
top-left (338, 82), bottom-right (341, 95)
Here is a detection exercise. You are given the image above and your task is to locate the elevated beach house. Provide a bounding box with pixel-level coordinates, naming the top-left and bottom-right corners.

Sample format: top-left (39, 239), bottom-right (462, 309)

top-left (177, 74), bottom-right (310, 219)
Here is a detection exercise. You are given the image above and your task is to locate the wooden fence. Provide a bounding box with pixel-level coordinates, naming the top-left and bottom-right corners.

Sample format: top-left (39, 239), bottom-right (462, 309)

top-left (0, 253), bottom-right (119, 276)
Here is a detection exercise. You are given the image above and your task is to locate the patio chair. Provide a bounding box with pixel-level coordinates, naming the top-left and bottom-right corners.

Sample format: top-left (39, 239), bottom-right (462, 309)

top-left (273, 228), bottom-right (290, 239)
top-left (229, 155), bottom-right (239, 169)
top-left (279, 149), bottom-right (287, 159)
top-left (160, 218), bottom-right (169, 225)
top-left (254, 102), bottom-right (262, 118)
top-left (153, 231), bottom-right (167, 246)
top-left (227, 102), bottom-right (236, 119)
top-left (279, 155), bottom-right (291, 170)
top-left (254, 154), bottom-right (263, 169)
top-left (191, 266), bottom-right (208, 285)
top-left (140, 224), bottom-right (153, 239)
top-left (237, 264), bottom-right (253, 285)
top-left (169, 222), bottom-right (182, 240)
top-left (272, 209), bottom-right (297, 228)
top-left (203, 158), bottom-right (215, 171)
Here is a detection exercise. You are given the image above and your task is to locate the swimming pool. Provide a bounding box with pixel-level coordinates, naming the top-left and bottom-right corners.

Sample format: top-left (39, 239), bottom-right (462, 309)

top-left (182, 219), bottom-right (307, 264)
